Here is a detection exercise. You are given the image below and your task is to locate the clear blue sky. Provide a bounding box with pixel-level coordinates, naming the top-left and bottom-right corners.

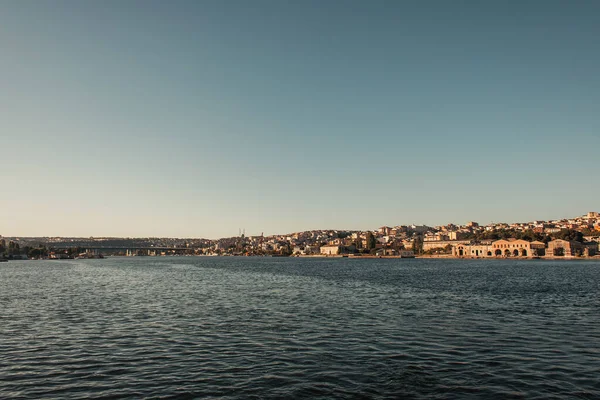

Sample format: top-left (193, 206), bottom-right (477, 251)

top-left (1, 1), bottom-right (598, 238)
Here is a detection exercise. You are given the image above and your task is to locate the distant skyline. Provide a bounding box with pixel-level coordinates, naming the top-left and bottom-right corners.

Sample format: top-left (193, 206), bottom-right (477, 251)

top-left (1, 210), bottom-right (597, 240)
top-left (2, 1), bottom-right (599, 239)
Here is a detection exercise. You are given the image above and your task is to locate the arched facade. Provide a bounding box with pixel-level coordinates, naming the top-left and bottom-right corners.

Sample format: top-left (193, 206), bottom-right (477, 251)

top-left (454, 239), bottom-right (541, 258)
top-left (491, 239), bottom-right (534, 258)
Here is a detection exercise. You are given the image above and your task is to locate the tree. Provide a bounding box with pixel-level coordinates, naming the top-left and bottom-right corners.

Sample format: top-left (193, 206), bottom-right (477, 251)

top-left (412, 236), bottom-right (423, 255)
top-left (280, 242), bottom-right (292, 256)
top-left (366, 232), bottom-right (377, 250)
top-left (21, 246), bottom-right (31, 257)
top-left (580, 228), bottom-right (600, 237)
top-left (28, 248), bottom-right (44, 259)
top-left (554, 229), bottom-right (584, 243)
top-left (7, 241), bottom-right (20, 256)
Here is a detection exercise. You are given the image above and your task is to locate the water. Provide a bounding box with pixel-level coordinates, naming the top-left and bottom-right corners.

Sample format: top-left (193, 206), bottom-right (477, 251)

top-left (1, 257), bottom-right (599, 399)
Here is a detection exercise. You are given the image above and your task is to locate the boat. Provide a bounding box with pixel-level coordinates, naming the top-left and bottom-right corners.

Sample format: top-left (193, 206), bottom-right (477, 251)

top-left (75, 252), bottom-right (105, 259)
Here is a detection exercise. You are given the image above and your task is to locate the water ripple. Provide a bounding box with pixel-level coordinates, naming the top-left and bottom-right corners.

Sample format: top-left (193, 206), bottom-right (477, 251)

top-left (1, 258), bottom-right (599, 398)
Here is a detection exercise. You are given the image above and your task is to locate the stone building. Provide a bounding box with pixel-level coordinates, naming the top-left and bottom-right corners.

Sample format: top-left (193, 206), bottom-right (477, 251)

top-left (320, 245), bottom-right (341, 255)
top-left (530, 241), bottom-right (546, 256)
top-left (491, 239), bottom-right (534, 257)
top-left (453, 239), bottom-right (544, 258)
top-left (453, 243), bottom-right (493, 258)
top-left (423, 239), bottom-right (469, 251)
top-left (546, 239), bottom-right (596, 257)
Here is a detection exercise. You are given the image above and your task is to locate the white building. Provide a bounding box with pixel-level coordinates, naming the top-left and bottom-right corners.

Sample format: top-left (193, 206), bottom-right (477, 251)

top-left (320, 245), bottom-right (341, 255)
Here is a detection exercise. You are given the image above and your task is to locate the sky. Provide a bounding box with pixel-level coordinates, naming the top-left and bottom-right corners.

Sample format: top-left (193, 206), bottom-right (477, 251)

top-left (1, 1), bottom-right (599, 238)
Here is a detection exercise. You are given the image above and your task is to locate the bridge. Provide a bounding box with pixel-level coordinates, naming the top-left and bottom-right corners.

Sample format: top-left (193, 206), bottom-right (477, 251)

top-left (52, 245), bottom-right (198, 256)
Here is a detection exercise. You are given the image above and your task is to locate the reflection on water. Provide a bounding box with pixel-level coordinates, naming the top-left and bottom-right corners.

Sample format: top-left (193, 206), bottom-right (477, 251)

top-left (1, 257), bottom-right (599, 399)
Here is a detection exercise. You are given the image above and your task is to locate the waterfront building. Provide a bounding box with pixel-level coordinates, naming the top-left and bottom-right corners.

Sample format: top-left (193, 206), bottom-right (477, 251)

top-left (453, 239), bottom-right (542, 258)
top-left (373, 249), bottom-right (415, 257)
top-left (423, 239), bottom-right (469, 251)
top-left (453, 243), bottom-right (493, 258)
top-left (530, 241), bottom-right (546, 256)
top-left (546, 239), bottom-right (585, 257)
top-left (304, 245), bottom-right (321, 255)
top-left (491, 239), bottom-right (534, 257)
top-left (375, 248), bottom-right (397, 256)
top-left (320, 245), bottom-right (341, 255)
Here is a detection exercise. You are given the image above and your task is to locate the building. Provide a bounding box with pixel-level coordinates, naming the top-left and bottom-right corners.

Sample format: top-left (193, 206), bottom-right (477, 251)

top-left (453, 239), bottom-right (543, 258)
top-left (375, 248), bottom-right (398, 256)
top-left (409, 225), bottom-right (430, 233)
top-left (320, 245), bottom-right (341, 255)
top-left (423, 240), bottom-right (469, 251)
top-left (491, 239), bottom-right (535, 257)
top-left (546, 239), bottom-right (585, 257)
top-left (304, 245), bottom-right (321, 255)
top-left (530, 241), bottom-right (546, 256)
top-left (453, 243), bottom-right (493, 258)
top-left (448, 231), bottom-right (468, 240)
top-left (424, 233), bottom-right (450, 242)
top-left (369, 249), bottom-right (415, 257)
top-left (378, 226), bottom-right (392, 235)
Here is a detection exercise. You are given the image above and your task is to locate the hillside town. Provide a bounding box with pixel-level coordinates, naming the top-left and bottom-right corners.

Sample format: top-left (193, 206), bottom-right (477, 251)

top-left (1, 212), bottom-right (600, 260)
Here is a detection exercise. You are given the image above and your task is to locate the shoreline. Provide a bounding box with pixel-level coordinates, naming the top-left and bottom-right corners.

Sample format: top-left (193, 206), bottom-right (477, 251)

top-left (418, 254), bottom-right (600, 261)
top-left (296, 254), bottom-right (600, 261)
top-left (4, 254), bottom-right (600, 261)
